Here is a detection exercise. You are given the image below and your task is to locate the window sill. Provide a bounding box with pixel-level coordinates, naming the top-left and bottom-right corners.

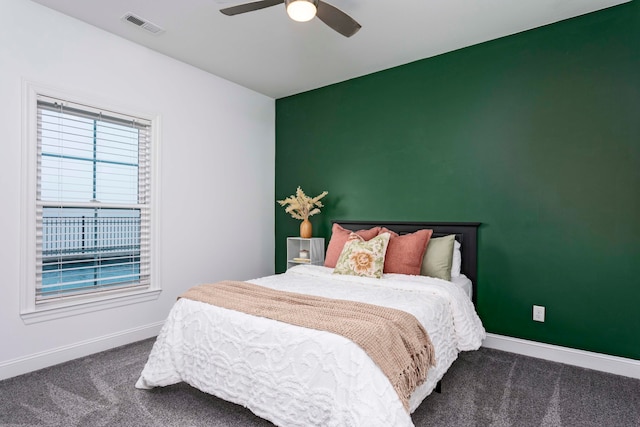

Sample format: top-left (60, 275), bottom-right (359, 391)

top-left (21, 287), bottom-right (162, 324)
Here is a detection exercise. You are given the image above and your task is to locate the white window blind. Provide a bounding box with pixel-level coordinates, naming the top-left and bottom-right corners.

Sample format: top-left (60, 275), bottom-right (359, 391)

top-left (36, 95), bottom-right (152, 301)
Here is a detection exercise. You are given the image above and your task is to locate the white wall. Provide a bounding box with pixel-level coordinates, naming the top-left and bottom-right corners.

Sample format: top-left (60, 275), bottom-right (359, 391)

top-left (0, 0), bottom-right (275, 379)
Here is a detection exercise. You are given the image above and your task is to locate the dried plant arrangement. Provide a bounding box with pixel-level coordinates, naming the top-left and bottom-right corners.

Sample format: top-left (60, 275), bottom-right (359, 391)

top-left (277, 187), bottom-right (328, 221)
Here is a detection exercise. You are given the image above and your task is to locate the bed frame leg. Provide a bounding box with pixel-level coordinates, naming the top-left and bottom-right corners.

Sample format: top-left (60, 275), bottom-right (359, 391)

top-left (435, 380), bottom-right (442, 394)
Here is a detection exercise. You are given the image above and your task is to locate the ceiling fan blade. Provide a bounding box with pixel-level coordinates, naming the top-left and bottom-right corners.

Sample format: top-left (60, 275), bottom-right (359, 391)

top-left (220, 0), bottom-right (283, 16)
top-left (316, 1), bottom-right (361, 37)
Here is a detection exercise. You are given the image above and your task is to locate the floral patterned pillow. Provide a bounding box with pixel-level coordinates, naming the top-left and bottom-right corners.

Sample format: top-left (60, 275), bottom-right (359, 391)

top-left (333, 232), bottom-right (391, 279)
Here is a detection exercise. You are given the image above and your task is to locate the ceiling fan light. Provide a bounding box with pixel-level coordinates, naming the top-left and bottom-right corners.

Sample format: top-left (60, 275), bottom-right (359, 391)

top-left (286, 0), bottom-right (317, 22)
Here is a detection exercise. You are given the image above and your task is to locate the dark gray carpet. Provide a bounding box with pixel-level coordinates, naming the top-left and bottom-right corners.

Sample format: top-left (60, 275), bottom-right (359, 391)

top-left (0, 339), bottom-right (638, 426)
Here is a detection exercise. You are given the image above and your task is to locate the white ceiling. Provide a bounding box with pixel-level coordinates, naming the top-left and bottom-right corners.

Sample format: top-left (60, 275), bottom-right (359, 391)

top-left (31, 0), bottom-right (628, 99)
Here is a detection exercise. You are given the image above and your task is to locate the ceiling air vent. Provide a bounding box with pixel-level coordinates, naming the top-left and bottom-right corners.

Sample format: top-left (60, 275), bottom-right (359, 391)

top-left (122, 12), bottom-right (165, 35)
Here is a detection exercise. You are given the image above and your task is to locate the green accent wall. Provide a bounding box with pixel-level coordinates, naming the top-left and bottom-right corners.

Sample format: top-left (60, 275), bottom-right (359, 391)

top-left (275, 2), bottom-right (639, 360)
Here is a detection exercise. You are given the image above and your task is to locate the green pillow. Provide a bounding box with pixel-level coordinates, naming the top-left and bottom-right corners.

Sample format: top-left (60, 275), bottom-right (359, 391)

top-left (420, 234), bottom-right (455, 281)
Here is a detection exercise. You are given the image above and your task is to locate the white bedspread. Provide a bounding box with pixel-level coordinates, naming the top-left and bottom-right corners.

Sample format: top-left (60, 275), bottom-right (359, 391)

top-left (136, 265), bottom-right (485, 427)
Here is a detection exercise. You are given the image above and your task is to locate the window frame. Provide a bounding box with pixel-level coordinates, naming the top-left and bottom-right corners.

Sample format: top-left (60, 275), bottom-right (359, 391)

top-left (20, 82), bottom-right (161, 323)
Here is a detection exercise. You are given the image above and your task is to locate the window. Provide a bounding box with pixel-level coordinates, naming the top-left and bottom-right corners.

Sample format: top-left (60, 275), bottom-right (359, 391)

top-left (21, 87), bottom-right (160, 321)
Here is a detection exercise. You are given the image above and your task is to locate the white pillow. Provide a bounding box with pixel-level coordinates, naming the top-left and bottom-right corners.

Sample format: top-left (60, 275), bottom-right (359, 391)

top-left (451, 240), bottom-right (462, 278)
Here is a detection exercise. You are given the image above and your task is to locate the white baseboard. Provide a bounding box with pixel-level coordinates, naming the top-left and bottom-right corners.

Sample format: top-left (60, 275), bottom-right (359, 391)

top-left (0, 321), bottom-right (164, 381)
top-left (483, 333), bottom-right (640, 380)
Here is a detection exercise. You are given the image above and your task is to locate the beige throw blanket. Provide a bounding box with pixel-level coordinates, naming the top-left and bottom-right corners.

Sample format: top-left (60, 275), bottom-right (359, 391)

top-left (180, 281), bottom-right (436, 410)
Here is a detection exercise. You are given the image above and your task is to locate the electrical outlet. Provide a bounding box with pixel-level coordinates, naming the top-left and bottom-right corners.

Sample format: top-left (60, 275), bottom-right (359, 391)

top-left (533, 305), bottom-right (545, 322)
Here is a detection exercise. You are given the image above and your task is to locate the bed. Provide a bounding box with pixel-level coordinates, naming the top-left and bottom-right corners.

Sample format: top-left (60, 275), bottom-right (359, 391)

top-left (136, 221), bottom-right (486, 427)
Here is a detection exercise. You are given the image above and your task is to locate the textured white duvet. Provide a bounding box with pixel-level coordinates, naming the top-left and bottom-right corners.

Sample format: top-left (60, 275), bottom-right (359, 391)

top-left (136, 265), bottom-right (485, 427)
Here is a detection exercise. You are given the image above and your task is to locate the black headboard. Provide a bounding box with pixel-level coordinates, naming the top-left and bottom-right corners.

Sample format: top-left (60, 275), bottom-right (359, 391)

top-left (334, 220), bottom-right (480, 304)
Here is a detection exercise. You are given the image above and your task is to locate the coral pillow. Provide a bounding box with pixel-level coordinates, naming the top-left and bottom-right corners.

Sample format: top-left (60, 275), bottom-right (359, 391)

top-left (324, 224), bottom-right (381, 268)
top-left (379, 227), bottom-right (433, 275)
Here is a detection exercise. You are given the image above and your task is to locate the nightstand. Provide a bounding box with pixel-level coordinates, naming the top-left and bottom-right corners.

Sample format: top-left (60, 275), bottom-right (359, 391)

top-left (286, 237), bottom-right (325, 269)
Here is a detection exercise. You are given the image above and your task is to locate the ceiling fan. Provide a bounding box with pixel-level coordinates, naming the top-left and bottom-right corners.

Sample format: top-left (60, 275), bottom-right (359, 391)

top-left (220, 0), bottom-right (361, 38)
